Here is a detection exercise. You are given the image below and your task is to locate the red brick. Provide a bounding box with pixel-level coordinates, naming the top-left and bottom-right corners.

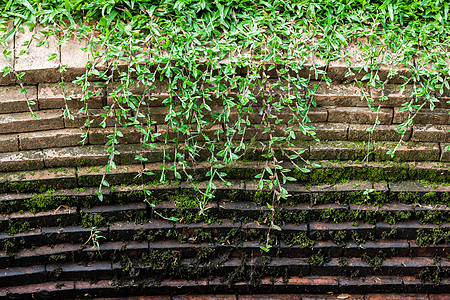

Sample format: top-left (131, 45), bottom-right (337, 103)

top-left (328, 38), bottom-right (370, 83)
top-left (6, 281), bottom-right (75, 298)
top-left (0, 109), bottom-right (63, 134)
top-left (38, 82), bottom-right (105, 109)
top-left (366, 294), bottom-right (428, 300)
top-left (0, 134), bottom-right (18, 152)
top-left (7, 167), bottom-right (77, 191)
top-left (370, 84), bottom-right (416, 107)
top-left (88, 127), bottom-right (143, 145)
top-left (348, 124), bottom-right (411, 141)
top-left (19, 128), bottom-right (83, 150)
top-left (393, 107), bottom-right (450, 125)
top-left (239, 295), bottom-right (299, 300)
top-left (308, 107), bottom-right (328, 122)
top-left (107, 80), bottom-right (169, 107)
top-left (157, 124), bottom-right (222, 142)
top-left (0, 21), bottom-right (15, 85)
top-left (296, 123), bottom-right (348, 141)
top-left (429, 295), bottom-right (450, 299)
top-left (0, 85), bottom-right (37, 113)
top-left (302, 294), bottom-right (364, 300)
top-left (328, 107), bottom-right (392, 125)
top-left (60, 33), bottom-right (107, 81)
top-left (42, 145), bottom-right (109, 167)
top-left (64, 108), bottom-right (120, 128)
top-left (312, 82), bottom-right (368, 107)
top-left (371, 43), bottom-right (413, 84)
top-left (174, 295), bottom-right (235, 300)
top-left (373, 142), bottom-right (440, 162)
top-left (309, 141), bottom-right (368, 161)
top-left (77, 164), bottom-right (142, 186)
top-left (0, 150), bottom-right (44, 171)
top-left (412, 125), bottom-right (450, 142)
top-left (15, 24), bottom-right (60, 83)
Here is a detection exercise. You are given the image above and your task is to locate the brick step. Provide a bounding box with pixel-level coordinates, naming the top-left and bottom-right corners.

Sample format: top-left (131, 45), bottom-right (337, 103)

top-left (0, 140), bottom-right (449, 173)
top-left (0, 254), bottom-right (448, 289)
top-left (3, 161), bottom-right (450, 194)
top-left (4, 236), bottom-right (445, 269)
top-left (3, 121), bottom-right (449, 155)
top-left (0, 109), bottom-right (64, 135)
top-left (2, 217), bottom-right (448, 261)
top-left (0, 202), bottom-right (147, 235)
top-left (1, 278), bottom-right (448, 299)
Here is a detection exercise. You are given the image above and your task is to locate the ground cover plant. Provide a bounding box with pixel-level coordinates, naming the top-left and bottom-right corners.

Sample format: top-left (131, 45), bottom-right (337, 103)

top-left (1, 0), bottom-right (450, 250)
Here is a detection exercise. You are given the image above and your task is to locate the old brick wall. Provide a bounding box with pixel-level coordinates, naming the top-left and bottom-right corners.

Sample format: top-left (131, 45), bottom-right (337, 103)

top-left (0, 26), bottom-right (449, 299)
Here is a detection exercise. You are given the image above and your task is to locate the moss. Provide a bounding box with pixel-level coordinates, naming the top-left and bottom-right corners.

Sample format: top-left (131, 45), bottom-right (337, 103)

top-left (81, 213), bottom-right (110, 228)
top-left (362, 253), bottom-right (384, 272)
top-left (4, 220), bottom-right (31, 235)
top-left (308, 250), bottom-right (331, 266)
top-left (283, 232), bottom-right (314, 248)
top-left (8, 181), bottom-right (55, 193)
top-left (416, 229), bottom-right (450, 246)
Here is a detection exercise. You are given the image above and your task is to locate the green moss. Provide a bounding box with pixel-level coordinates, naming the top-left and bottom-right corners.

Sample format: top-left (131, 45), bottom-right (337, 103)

top-left (416, 229), bottom-right (450, 246)
top-left (81, 213), bottom-right (110, 228)
top-left (4, 220), bottom-right (31, 235)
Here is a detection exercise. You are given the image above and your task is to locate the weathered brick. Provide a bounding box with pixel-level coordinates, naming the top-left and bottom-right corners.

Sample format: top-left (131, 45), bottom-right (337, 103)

top-left (0, 150), bottom-right (44, 171)
top-left (370, 84), bottom-right (416, 107)
top-left (348, 124), bottom-right (411, 141)
top-left (328, 107), bottom-right (392, 125)
top-left (174, 295), bottom-right (235, 300)
top-left (393, 107), bottom-right (450, 125)
top-left (116, 143), bottom-right (171, 164)
top-left (312, 82), bottom-right (368, 107)
top-left (0, 85), bottom-right (37, 113)
top-left (0, 265), bottom-right (46, 286)
top-left (412, 125), bottom-right (450, 142)
top-left (295, 123), bottom-right (348, 141)
top-left (74, 280), bottom-right (118, 298)
top-left (157, 124), bottom-right (223, 142)
top-left (47, 261), bottom-right (113, 281)
top-left (14, 243), bottom-right (79, 266)
top-left (63, 109), bottom-right (120, 128)
top-left (19, 128), bottom-right (83, 150)
top-left (60, 33), bottom-right (107, 81)
top-left (7, 167), bottom-right (77, 192)
top-left (373, 142), bottom-right (440, 162)
top-left (42, 145), bottom-right (109, 167)
top-left (371, 43), bottom-right (413, 84)
top-left (309, 141), bottom-right (368, 161)
top-left (366, 294), bottom-right (429, 300)
top-left (343, 240), bottom-right (410, 257)
top-left (339, 276), bottom-right (403, 293)
top-left (15, 24), bottom-right (60, 83)
top-left (5, 281), bottom-right (75, 299)
top-left (88, 127), bottom-right (143, 145)
top-left (239, 295), bottom-right (299, 300)
top-left (38, 82), bottom-right (105, 110)
top-left (77, 164), bottom-right (142, 186)
top-left (8, 206), bottom-right (77, 228)
top-left (309, 222), bottom-right (374, 240)
top-left (0, 110), bottom-right (63, 134)
top-left (107, 80), bottom-right (169, 107)
top-left (42, 225), bottom-right (108, 245)
top-left (302, 295), bottom-right (364, 300)
top-left (0, 21), bottom-right (14, 86)
top-left (328, 38), bottom-right (371, 83)
top-left (0, 134), bottom-right (18, 152)
top-left (277, 276), bottom-right (339, 293)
